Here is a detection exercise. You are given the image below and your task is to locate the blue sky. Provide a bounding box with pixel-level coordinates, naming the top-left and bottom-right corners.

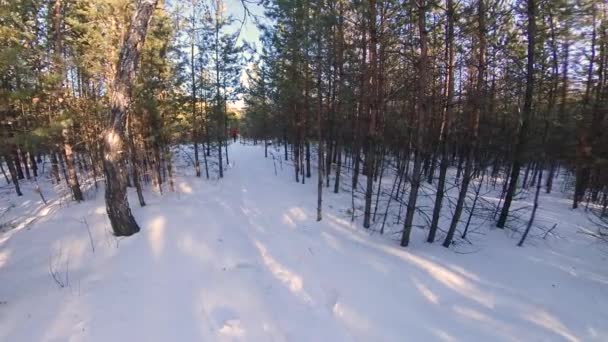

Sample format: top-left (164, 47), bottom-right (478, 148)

top-left (224, 0), bottom-right (266, 49)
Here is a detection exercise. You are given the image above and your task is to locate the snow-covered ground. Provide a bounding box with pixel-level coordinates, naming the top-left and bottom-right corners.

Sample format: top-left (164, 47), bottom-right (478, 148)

top-left (1, 143), bottom-right (607, 341)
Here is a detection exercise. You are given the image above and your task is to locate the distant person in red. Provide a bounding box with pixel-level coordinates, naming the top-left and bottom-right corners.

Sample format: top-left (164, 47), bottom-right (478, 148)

top-left (231, 127), bottom-right (238, 142)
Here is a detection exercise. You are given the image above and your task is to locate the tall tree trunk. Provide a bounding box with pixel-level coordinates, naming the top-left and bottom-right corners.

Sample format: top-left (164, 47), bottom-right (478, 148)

top-left (153, 140), bottom-right (163, 193)
top-left (165, 146), bottom-right (174, 192)
top-left (306, 141), bottom-right (311, 178)
top-left (29, 152), bottom-right (38, 178)
top-left (58, 150), bottom-right (69, 186)
top-left (462, 171), bottom-right (485, 240)
top-left (215, 4), bottom-right (224, 179)
top-left (574, 5), bottom-right (598, 209)
top-left (63, 128), bottom-right (84, 202)
top-left (373, 151), bottom-right (386, 222)
top-left (518, 166), bottom-right (543, 246)
top-left (51, 151), bottom-right (60, 183)
top-left (334, 145), bottom-right (342, 193)
top-left (401, 0), bottom-right (428, 247)
top-left (443, 0), bottom-right (485, 248)
top-left (294, 127), bottom-right (300, 183)
top-left (21, 149), bottom-right (31, 180)
top-left (52, 0), bottom-right (83, 201)
top-left (0, 160), bottom-right (9, 184)
top-left (326, 141), bottom-right (332, 186)
top-left (13, 150), bottom-right (24, 180)
top-left (194, 142), bottom-right (201, 177)
top-left (191, 7), bottom-right (200, 178)
top-left (224, 101), bottom-right (229, 166)
top-left (577, 6), bottom-right (607, 208)
top-left (352, 5), bottom-right (366, 198)
top-left (428, 0), bottom-right (455, 243)
top-left (202, 141), bottom-right (210, 179)
top-left (316, 12), bottom-right (324, 222)
top-left (363, 0), bottom-right (378, 229)
top-left (102, 0), bottom-right (158, 236)
top-left (218, 136), bottom-right (223, 178)
top-left (545, 162), bottom-right (556, 193)
top-left (497, 0), bottom-right (536, 228)
top-left (3, 155), bottom-right (22, 196)
top-left (128, 121), bottom-right (145, 207)
top-left (283, 128), bottom-right (288, 161)
top-left (333, 5), bottom-right (344, 194)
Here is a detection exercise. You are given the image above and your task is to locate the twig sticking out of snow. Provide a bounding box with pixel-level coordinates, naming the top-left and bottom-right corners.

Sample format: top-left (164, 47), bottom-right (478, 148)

top-left (33, 181), bottom-right (47, 205)
top-left (81, 217), bottom-right (95, 254)
top-left (48, 245), bottom-right (70, 289)
top-left (543, 223), bottom-right (558, 240)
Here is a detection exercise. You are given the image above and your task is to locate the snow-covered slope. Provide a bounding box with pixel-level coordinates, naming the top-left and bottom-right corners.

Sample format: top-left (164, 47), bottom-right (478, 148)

top-left (1, 144), bottom-right (606, 341)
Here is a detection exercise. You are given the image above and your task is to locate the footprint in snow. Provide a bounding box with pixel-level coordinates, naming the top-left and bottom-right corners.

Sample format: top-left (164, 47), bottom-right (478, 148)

top-left (325, 288), bottom-right (339, 312)
top-left (211, 307), bottom-right (245, 337)
top-left (223, 261), bottom-right (259, 272)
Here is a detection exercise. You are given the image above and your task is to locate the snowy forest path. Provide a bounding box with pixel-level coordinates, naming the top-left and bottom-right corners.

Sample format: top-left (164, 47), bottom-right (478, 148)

top-left (0, 143), bottom-right (607, 341)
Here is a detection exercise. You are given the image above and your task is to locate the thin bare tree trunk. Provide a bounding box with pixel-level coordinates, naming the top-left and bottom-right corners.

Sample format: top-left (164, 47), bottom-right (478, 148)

top-left (128, 121), bottom-right (145, 207)
top-left (519, 167), bottom-right (543, 246)
top-left (0, 161), bottom-right (9, 184)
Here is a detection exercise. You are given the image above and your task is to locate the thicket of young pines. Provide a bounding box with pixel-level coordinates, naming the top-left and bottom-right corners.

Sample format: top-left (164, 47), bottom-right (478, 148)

top-left (241, 0), bottom-right (608, 246)
top-left (1, 0), bottom-right (607, 247)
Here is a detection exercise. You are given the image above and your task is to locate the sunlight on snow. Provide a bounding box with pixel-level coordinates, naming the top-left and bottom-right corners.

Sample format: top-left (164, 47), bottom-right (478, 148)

top-left (147, 216), bottom-right (166, 258)
top-left (321, 232), bottom-right (344, 253)
top-left (388, 249), bottom-right (494, 308)
top-left (281, 214), bottom-right (296, 229)
top-left (452, 305), bottom-right (516, 339)
top-left (0, 249), bottom-right (10, 268)
top-left (0, 234), bottom-right (10, 246)
top-left (445, 264), bottom-right (482, 283)
top-left (281, 207), bottom-right (308, 229)
top-left (38, 205), bottom-right (54, 216)
top-left (431, 329), bottom-right (458, 342)
top-left (253, 240), bottom-right (313, 304)
top-left (326, 213), bottom-right (495, 308)
top-left (413, 277), bottom-right (440, 304)
top-left (523, 309), bottom-right (580, 342)
top-left (218, 319), bottom-right (245, 338)
top-left (178, 182), bottom-right (193, 194)
top-left (288, 207), bottom-right (307, 220)
top-left (332, 301), bottom-right (372, 334)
